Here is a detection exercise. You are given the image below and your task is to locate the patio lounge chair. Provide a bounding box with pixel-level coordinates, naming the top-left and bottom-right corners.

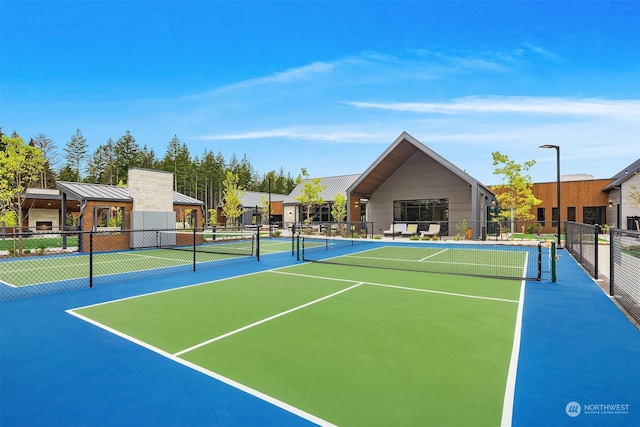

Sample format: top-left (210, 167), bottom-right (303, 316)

top-left (419, 224), bottom-right (440, 239)
top-left (383, 223), bottom-right (407, 236)
top-left (401, 224), bottom-right (418, 237)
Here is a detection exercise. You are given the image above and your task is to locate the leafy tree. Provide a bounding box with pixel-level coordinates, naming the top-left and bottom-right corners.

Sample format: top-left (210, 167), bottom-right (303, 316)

top-left (220, 171), bottom-right (246, 226)
top-left (628, 172), bottom-right (640, 211)
top-left (491, 152), bottom-right (541, 238)
top-left (331, 192), bottom-right (347, 223)
top-left (63, 128), bottom-right (88, 182)
top-left (0, 134), bottom-right (46, 253)
top-left (259, 195), bottom-right (270, 224)
top-left (294, 168), bottom-right (326, 224)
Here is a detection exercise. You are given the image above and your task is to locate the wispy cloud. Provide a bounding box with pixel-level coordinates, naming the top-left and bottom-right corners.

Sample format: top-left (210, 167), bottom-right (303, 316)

top-left (193, 127), bottom-right (385, 143)
top-left (345, 96), bottom-right (640, 118)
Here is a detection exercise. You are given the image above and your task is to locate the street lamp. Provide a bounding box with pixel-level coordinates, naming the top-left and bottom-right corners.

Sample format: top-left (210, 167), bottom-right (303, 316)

top-left (539, 144), bottom-right (562, 248)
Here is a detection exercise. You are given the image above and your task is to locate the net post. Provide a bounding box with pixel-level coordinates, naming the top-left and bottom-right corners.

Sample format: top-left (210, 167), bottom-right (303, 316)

top-left (297, 235), bottom-right (300, 261)
top-left (192, 227), bottom-right (196, 272)
top-left (256, 231), bottom-right (260, 261)
top-left (89, 231), bottom-right (94, 288)
top-left (551, 241), bottom-right (557, 283)
top-left (537, 242), bottom-right (541, 281)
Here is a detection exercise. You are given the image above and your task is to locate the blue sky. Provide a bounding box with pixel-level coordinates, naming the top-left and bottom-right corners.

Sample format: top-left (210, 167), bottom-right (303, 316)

top-left (2, 1), bottom-right (639, 185)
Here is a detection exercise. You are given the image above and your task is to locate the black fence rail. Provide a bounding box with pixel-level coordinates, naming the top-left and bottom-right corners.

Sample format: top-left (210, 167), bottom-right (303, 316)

top-left (0, 228), bottom-right (259, 301)
top-left (564, 221), bottom-right (599, 279)
top-left (610, 228), bottom-right (640, 324)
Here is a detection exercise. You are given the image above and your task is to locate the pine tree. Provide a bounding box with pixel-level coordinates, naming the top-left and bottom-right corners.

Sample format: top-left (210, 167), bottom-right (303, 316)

top-left (63, 129), bottom-right (88, 182)
top-left (114, 131), bottom-right (140, 183)
top-left (32, 133), bottom-right (59, 188)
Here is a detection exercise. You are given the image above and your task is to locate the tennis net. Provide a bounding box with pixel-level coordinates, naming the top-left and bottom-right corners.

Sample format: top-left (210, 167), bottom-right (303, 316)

top-left (301, 236), bottom-right (542, 280)
top-left (156, 230), bottom-right (257, 258)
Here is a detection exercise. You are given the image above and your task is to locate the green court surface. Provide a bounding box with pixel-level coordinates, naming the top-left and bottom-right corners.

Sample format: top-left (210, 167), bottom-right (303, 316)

top-left (70, 262), bottom-right (523, 426)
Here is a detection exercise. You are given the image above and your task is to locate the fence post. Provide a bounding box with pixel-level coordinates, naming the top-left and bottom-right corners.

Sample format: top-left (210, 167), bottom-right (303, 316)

top-left (551, 241), bottom-right (557, 283)
top-left (89, 232), bottom-right (93, 288)
top-left (610, 228), bottom-right (615, 296)
top-left (594, 224), bottom-right (599, 280)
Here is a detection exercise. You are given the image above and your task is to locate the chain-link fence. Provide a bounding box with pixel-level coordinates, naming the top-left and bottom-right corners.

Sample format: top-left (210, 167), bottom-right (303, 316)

top-left (0, 228), bottom-right (259, 301)
top-left (564, 221), bottom-right (599, 279)
top-left (610, 228), bottom-right (640, 324)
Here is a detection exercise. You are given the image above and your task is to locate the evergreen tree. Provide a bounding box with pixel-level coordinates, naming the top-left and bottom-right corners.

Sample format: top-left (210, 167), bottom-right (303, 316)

top-left (139, 145), bottom-right (158, 169)
top-left (63, 128), bottom-right (88, 182)
top-left (114, 130), bottom-right (140, 183)
top-left (86, 139), bottom-right (116, 184)
top-left (32, 133), bottom-right (59, 188)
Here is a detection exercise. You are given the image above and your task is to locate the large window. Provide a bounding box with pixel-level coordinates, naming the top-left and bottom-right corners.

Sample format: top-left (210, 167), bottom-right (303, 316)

top-left (93, 206), bottom-right (125, 231)
top-left (567, 207), bottom-right (576, 222)
top-left (300, 203), bottom-right (333, 223)
top-left (537, 207), bottom-right (545, 226)
top-left (393, 199), bottom-right (448, 222)
top-left (583, 206), bottom-right (606, 225)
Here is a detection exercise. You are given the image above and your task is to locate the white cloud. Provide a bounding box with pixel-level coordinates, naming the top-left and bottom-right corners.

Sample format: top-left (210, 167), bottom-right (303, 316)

top-left (345, 96), bottom-right (640, 118)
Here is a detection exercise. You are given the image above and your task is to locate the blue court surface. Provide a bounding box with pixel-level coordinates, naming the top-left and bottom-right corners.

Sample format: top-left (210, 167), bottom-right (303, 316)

top-left (1, 249), bottom-right (638, 426)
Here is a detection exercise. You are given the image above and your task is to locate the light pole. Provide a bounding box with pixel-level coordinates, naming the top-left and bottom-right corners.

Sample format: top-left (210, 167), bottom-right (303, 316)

top-left (539, 144), bottom-right (562, 248)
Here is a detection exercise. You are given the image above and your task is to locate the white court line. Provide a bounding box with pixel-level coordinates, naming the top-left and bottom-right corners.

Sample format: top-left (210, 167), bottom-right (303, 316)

top-left (173, 282), bottom-right (364, 357)
top-left (419, 248), bottom-right (449, 261)
top-left (500, 257), bottom-right (529, 427)
top-left (270, 270), bottom-right (519, 303)
top-left (341, 254), bottom-right (524, 270)
top-left (66, 309), bottom-right (336, 427)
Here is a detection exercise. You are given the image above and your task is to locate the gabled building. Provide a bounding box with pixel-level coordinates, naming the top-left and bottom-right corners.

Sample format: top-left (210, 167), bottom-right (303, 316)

top-left (603, 159), bottom-right (640, 230)
top-left (347, 132), bottom-right (494, 238)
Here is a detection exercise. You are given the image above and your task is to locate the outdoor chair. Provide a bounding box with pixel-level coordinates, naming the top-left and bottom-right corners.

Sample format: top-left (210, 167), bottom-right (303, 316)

top-left (383, 223), bottom-right (407, 236)
top-left (419, 224), bottom-right (440, 239)
top-left (401, 224), bottom-right (419, 237)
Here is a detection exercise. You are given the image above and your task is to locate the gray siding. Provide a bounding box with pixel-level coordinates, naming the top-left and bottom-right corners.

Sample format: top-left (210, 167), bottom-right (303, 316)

top-left (368, 151), bottom-right (472, 235)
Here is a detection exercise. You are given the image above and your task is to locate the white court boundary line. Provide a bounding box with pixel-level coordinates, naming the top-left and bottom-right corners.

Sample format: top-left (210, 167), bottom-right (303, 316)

top-left (66, 309), bottom-right (337, 427)
top-left (270, 270), bottom-right (519, 304)
top-left (500, 257), bottom-right (529, 427)
top-left (67, 262), bottom-right (524, 426)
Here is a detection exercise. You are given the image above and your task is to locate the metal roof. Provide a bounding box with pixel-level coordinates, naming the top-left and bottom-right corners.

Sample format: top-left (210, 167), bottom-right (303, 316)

top-left (602, 158), bottom-right (640, 191)
top-left (56, 181), bottom-right (203, 205)
top-left (215, 191), bottom-right (289, 209)
top-left (283, 174), bottom-right (361, 204)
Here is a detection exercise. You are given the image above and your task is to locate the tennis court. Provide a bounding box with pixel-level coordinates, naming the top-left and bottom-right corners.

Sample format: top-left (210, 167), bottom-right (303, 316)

top-left (69, 261), bottom-right (524, 426)
top-left (1, 237), bottom-right (638, 427)
top-left (0, 235), bottom-right (294, 289)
